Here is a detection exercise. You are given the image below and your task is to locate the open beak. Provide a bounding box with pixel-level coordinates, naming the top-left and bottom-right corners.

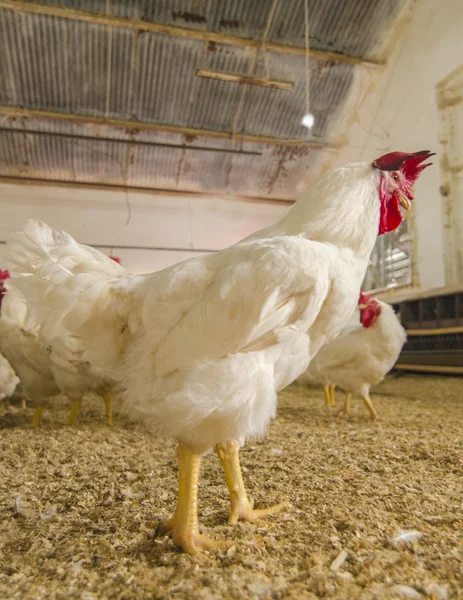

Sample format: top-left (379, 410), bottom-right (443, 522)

top-left (399, 194), bottom-right (411, 213)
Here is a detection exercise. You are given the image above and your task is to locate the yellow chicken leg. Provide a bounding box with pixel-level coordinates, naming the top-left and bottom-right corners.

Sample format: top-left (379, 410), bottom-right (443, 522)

top-left (323, 385), bottom-right (331, 406)
top-left (103, 391), bottom-right (113, 425)
top-left (216, 440), bottom-right (288, 525)
top-left (32, 406), bottom-right (44, 428)
top-left (68, 398), bottom-right (82, 426)
top-left (329, 383), bottom-right (336, 406)
top-left (163, 444), bottom-right (227, 554)
top-left (324, 383), bottom-right (336, 406)
top-left (362, 394), bottom-right (379, 421)
top-left (343, 391), bottom-right (352, 414)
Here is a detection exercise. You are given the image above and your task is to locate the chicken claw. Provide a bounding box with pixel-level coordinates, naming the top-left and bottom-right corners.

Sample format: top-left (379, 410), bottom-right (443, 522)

top-left (216, 440), bottom-right (288, 525)
top-left (163, 443), bottom-right (229, 554)
top-left (162, 517), bottom-right (227, 554)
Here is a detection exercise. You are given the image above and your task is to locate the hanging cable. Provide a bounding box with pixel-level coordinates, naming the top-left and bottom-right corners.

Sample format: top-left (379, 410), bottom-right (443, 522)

top-left (304, 0), bottom-right (310, 115)
top-left (302, 0), bottom-right (314, 129)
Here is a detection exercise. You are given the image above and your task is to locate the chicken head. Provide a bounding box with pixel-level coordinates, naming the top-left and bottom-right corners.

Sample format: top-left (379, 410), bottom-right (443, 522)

top-left (373, 150), bottom-right (435, 234)
top-left (0, 269), bottom-right (10, 313)
top-left (359, 292), bottom-right (382, 328)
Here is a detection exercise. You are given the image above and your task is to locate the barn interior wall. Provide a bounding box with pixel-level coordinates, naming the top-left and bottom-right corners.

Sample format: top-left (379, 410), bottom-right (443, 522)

top-left (0, 183), bottom-right (288, 273)
top-left (321, 0), bottom-right (463, 293)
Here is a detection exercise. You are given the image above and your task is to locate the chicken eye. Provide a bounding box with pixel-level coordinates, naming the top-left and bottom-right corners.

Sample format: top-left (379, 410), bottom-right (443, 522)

top-left (392, 174), bottom-right (399, 181)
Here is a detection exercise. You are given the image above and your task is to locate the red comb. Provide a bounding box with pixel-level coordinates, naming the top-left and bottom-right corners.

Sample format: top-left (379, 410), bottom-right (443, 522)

top-left (373, 150), bottom-right (435, 172)
top-left (0, 269), bottom-right (10, 281)
top-left (109, 256), bottom-right (121, 264)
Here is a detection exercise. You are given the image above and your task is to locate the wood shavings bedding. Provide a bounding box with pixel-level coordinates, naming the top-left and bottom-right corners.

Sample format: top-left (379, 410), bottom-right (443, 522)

top-left (0, 373), bottom-right (461, 599)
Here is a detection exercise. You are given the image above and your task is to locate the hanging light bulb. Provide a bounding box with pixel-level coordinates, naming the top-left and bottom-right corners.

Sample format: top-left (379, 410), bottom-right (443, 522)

top-left (301, 113), bottom-right (315, 129)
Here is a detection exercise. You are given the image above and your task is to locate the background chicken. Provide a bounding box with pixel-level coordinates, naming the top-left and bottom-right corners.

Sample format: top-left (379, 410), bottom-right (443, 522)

top-left (0, 270), bottom-right (60, 426)
top-left (0, 270), bottom-right (112, 426)
top-left (6, 151), bottom-right (433, 553)
top-left (40, 328), bottom-right (114, 426)
top-left (300, 293), bottom-right (407, 420)
top-left (0, 272), bottom-right (20, 410)
top-left (0, 353), bottom-right (20, 411)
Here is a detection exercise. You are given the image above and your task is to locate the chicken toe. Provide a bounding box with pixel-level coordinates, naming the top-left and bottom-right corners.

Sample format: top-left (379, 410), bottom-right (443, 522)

top-left (216, 440), bottom-right (288, 525)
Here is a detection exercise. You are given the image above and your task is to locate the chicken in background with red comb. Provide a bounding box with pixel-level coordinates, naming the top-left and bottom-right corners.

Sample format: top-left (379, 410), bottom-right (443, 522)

top-left (6, 150), bottom-right (431, 553)
top-left (299, 293), bottom-right (406, 420)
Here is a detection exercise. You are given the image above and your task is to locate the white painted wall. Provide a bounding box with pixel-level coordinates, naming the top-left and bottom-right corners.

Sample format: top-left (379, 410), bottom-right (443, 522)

top-left (0, 183), bottom-right (289, 273)
top-left (311, 0), bottom-right (463, 292)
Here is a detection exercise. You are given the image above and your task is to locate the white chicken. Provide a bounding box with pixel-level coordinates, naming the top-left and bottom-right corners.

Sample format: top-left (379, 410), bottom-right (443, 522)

top-left (0, 352), bottom-right (20, 410)
top-left (6, 150), bottom-right (433, 553)
top-left (299, 292), bottom-right (406, 420)
top-left (0, 269), bottom-right (60, 426)
top-left (0, 270), bottom-right (113, 426)
top-left (41, 334), bottom-right (114, 426)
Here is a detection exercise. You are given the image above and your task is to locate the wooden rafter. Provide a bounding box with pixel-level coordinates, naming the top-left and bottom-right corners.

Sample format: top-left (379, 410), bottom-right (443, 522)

top-left (0, 0), bottom-right (382, 66)
top-left (0, 106), bottom-right (335, 148)
top-left (0, 175), bottom-right (295, 205)
top-left (196, 69), bottom-right (294, 91)
top-left (0, 127), bottom-right (264, 156)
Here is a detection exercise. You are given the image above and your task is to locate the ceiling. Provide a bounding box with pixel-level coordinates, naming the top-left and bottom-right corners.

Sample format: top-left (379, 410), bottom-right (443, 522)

top-left (0, 0), bottom-right (412, 201)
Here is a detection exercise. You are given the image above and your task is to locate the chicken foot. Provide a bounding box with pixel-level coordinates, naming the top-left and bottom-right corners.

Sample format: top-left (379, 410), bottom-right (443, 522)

top-left (163, 443), bottom-right (228, 554)
top-left (338, 391), bottom-right (379, 421)
top-left (215, 439), bottom-right (288, 525)
top-left (362, 393), bottom-right (379, 421)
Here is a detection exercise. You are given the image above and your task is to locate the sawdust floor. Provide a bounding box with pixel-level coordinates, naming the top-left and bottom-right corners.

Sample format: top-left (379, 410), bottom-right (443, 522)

top-left (0, 373), bottom-right (462, 600)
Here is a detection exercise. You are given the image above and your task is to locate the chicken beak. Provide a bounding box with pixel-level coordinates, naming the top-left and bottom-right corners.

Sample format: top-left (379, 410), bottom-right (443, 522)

top-left (399, 194), bottom-right (411, 214)
top-left (358, 304), bottom-right (367, 310)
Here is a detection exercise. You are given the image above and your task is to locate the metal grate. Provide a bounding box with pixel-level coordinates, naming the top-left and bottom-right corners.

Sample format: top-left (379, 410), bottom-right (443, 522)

top-left (363, 220), bottom-right (412, 292)
top-left (402, 333), bottom-right (463, 353)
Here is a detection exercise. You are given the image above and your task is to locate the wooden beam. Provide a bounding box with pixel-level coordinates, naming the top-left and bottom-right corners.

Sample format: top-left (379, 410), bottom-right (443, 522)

top-left (0, 176), bottom-right (295, 206)
top-left (196, 68), bottom-right (294, 91)
top-left (0, 106), bottom-right (332, 148)
top-left (0, 127), bottom-right (263, 156)
top-left (395, 364), bottom-right (463, 375)
top-left (0, 0), bottom-right (382, 66)
top-left (405, 326), bottom-right (463, 336)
